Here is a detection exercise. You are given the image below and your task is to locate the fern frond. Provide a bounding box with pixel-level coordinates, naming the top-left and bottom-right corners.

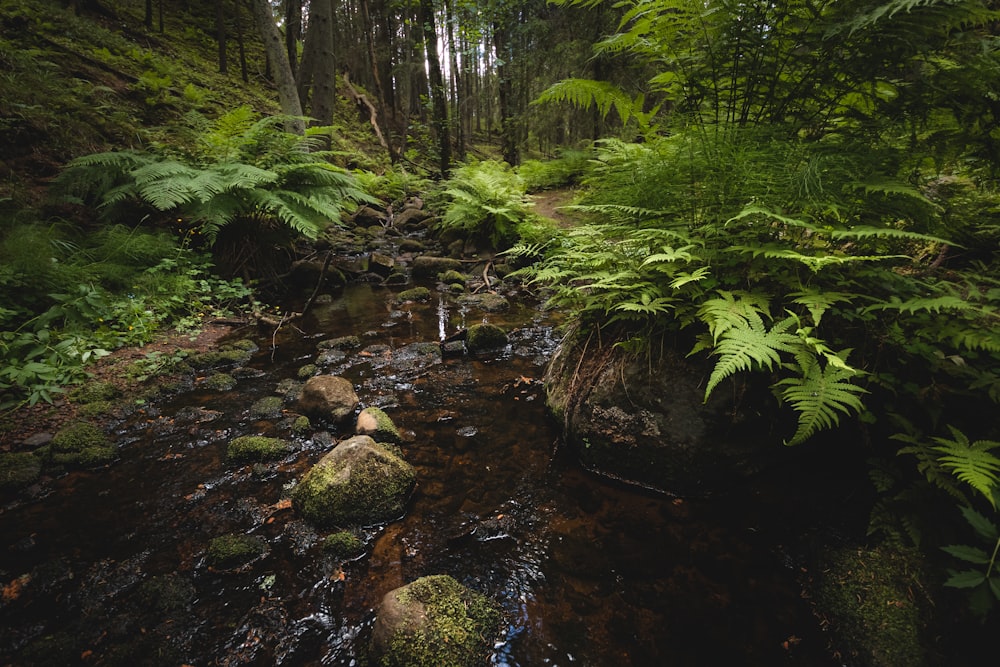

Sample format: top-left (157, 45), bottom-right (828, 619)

top-left (697, 291), bottom-right (772, 344)
top-left (931, 426), bottom-right (1000, 508)
top-left (862, 295), bottom-right (975, 315)
top-left (788, 288), bottom-right (856, 326)
top-left (778, 354), bottom-right (868, 446)
top-left (534, 78), bottom-right (649, 127)
top-left (830, 226), bottom-right (956, 246)
top-left (705, 313), bottom-right (799, 398)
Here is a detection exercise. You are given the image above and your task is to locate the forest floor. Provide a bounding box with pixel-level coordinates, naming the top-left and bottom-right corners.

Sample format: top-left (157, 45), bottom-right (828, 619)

top-left (0, 319), bottom-right (249, 451)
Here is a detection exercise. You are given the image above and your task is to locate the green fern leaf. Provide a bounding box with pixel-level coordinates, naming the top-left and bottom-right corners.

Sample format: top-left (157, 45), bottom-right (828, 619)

top-left (931, 427), bottom-right (1000, 508)
top-left (862, 295), bottom-right (975, 315)
top-left (778, 355), bottom-right (868, 446)
top-left (705, 314), bottom-right (799, 398)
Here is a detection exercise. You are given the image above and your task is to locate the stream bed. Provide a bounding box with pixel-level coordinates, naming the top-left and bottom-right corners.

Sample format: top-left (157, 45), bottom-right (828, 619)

top-left (1, 279), bottom-right (843, 666)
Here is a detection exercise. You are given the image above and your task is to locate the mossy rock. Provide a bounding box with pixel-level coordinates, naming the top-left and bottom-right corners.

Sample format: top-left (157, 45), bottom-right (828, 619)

top-left (68, 380), bottom-right (119, 404)
top-left (317, 335), bottom-right (362, 351)
top-left (76, 400), bottom-right (117, 418)
top-left (813, 545), bottom-right (928, 667)
top-left (227, 436), bottom-right (291, 463)
top-left (297, 363), bottom-right (318, 379)
top-left (356, 407), bottom-right (402, 443)
top-left (371, 574), bottom-right (502, 667)
top-left (298, 375), bottom-right (359, 424)
top-left (292, 435), bottom-right (415, 527)
top-left (187, 341), bottom-right (256, 370)
top-left (458, 292), bottom-right (509, 313)
top-left (399, 239), bottom-right (425, 253)
top-left (438, 269), bottom-right (467, 284)
top-left (135, 573), bottom-right (196, 614)
top-left (322, 530), bottom-right (365, 560)
top-left (291, 415), bottom-right (312, 436)
top-left (397, 286), bottom-right (432, 303)
top-left (48, 421), bottom-right (115, 467)
top-left (206, 533), bottom-right (267, 568)
top-left (0, 452), bottom-right (42, 491)
top-left (412, 255), bottom-right (463, 277)
top-left (203, 373), bottom-right (238, 391)
top-left (250, 395), bottom-right (285, 420)
top-left (466, 323), bottom-right (508, 353)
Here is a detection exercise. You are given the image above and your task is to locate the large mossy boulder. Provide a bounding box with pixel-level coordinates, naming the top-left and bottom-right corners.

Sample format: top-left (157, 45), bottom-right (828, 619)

top-left (465, 323), bottom-right (508, 353)
top-left (45, 421), bottom-right (116, 467)
top-left (370, 575), bottom-right (501, 667)
top-left (544, 327), bottom-right (780, 496)
top-left (292, 435), bottom-right (415, 527)
top-left (298, 375), bottom-right (360, 424)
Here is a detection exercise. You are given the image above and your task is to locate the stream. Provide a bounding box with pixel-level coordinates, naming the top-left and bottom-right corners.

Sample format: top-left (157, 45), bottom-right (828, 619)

top-left (0, 277), bottom-right (843, 666)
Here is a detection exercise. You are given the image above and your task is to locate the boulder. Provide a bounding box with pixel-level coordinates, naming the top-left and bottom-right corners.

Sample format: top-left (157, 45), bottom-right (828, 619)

top-left (466, 323), bottom-right (508, 353)
top-left (545, 327), bottom-right (781, 496)
top-left (393, 206), bottom-right (432, 229)
top-left (371, 575), bottom-right (501, 667)
top-left (298, 375), bottom-right (359, 424)
top-left (412, 255), bottom-right (463, 278)
top-left (292, 435), bottom-right (415, 526)
top-left (458, 292), bottom-right (509, 313)
top-left (369, 251), bottom-right (395, 278)
top-left (353, 205), bottom-right (387, 227)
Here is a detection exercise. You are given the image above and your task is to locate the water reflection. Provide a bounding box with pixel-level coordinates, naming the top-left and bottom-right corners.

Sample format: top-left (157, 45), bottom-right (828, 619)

top-left (0, 282), bottom-right (836, 666)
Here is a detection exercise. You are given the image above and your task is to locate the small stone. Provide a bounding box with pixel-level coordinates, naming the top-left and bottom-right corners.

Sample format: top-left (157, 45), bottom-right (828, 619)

top-left (227, 436), bottom-right (291, 462)
top-left (356, 407), bottom-right (401, 443)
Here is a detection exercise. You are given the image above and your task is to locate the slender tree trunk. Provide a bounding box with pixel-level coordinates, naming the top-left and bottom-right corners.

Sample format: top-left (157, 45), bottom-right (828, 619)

top-left (361, 0), bottom-right (391, 140)
top-left (216, 0), bottom-right (228, 74)
top-left (145, 0), bottom-right (153, 29)
top-left (420, 0), bottom-right (451, 175)
top-left (234, 0), bottom-right (248, 83)
top-left (250, 0), bottom-right (304, 133)
top-left (158, 0), bottom-right (164, 32)
top-left (445, 0), bottom-right (464, 159)
top-left (493, 21), bottom-right (518, 164)
top-left (309, 0), bottom-right (337, 130)
top-left (285, 0), bottom-right (302, 76)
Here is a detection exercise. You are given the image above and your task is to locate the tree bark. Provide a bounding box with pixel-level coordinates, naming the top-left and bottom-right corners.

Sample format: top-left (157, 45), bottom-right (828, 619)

top-left (308, 0), bottom-right (337, 130)
top-left (420, 0), bottom-right (451, 175)
top-left (216, 0), bottom-right (227, 74)
top-left (250, 0), bottom-right (305, 133)
top-left (493, 20), bottom-right (518, 164)
top-left (234, 0), bottom-right (248, 82)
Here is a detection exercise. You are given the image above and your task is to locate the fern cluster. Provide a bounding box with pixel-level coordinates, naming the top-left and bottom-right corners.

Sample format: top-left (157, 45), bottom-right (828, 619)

top-left (54, 107), bottom-right (373, 247)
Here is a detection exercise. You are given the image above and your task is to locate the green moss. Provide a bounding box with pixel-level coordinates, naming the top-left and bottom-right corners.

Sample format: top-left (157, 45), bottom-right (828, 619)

top-left (297, 363), bottom-right (318, 379)
top-left (397, 286), bottom-right (432, 302)
top-left (292, 436), bottom-right (415, 527)
top-left (227, 436), bottom-right (291, 463)
top-left (317, 335), bottom-right (362, 351)
top-left (76, 400), bottom-right (117, 418)
top-left (813, 545), bottom-right (928, 667)
top-left (291, 415), bottom-right (312, 436)
top-left (135, 573), bottom-right (196, 614)
top-left (250, 395), bottom-right (285, 420)
top-left (206, 533), bottom-right (266, 568)
top-left (466, 323), bottom-right (508, 353)
top-left (437, 269), bottom-right (467, 284)
top-left (322, 531), bottom-right (365, 559)
top-left (203, 372), bottom-right (237, 391)
top-left (382, 575), bottom-right (501, 667)
top-left (357, 407), bottom-right (402, 443)
top-left (47, 421), bottom-right (115, 467)
top-left (67, 380), bottom-right (119, 404)
top-left (187, 343), bottom-right (255, 370)
top-left (0, 452), bottom-right (42, 491)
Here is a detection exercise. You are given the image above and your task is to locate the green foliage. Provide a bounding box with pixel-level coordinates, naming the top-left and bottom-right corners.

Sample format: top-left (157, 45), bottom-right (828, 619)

top-left (0, 215), bottom-right (252, 410)
top-left (55, 108), bottom-right (373, 247)
top-left (518, 148), bottom-right (593, 191)
top-left (433, 160), bottom-right (536, 248)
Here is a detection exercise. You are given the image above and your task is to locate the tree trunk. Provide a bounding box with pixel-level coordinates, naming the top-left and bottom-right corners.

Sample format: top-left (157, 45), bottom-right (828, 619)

top-left (145, 0), bottom-right (153, 29)
top-left (445, 0), bottom-right (464, 159)
top-left (420, 0), bottom-right (451, 175)
top-left (250, 0), bottom-right (305, 133)
top-left (309, 0), bottom-right (337, 130)
top-left (216, 0), bottom-right (227, 74)
top-left (493, 21), bottom-right (518, 164)
top-left (285, 0), bottom-right (302, 76)
top-left (234, 0), bottom-right (248, 82)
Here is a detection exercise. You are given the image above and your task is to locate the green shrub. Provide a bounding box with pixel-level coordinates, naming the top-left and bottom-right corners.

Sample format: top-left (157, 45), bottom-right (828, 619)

top-left (433, 160), bottom-right (534, 248)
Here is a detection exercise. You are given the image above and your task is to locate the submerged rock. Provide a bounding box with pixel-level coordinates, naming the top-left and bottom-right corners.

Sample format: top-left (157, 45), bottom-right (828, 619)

top-left (249, 395), bottom-right (285, 420)
top-left (458, 292), bottom-right (509, 313)
top-left (370, 574), bottom-right (501, 667)
top-left (298, 375), bottom-right (359, 424)
top-left (412, 255), bottom-right (463, 278)
top-left (0, 452), bottom-right (42, 491)
top-left (206, 533), bottom-right (267, 568)
top-left (545, 327), bottom-right (780, 495)
top-left (227, 436), bottom-right (291, 463)
top-left (292, 435), bottom-right (415, 527)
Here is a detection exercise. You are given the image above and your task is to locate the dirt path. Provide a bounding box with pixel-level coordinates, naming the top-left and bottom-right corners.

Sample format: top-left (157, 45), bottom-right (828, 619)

top-left (529, 188), bottom-right (581, 228)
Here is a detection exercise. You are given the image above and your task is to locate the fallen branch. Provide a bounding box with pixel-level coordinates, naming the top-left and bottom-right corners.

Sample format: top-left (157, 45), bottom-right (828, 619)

top-left (343, 71), bottom-right (389, 152)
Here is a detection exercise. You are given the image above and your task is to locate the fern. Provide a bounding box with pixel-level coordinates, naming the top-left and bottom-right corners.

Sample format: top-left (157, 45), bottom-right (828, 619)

top-left (930, 426), bottom-right (1000, 508)
top-left (534, 78), bottom-right (657, 131)
top-left (777, 353), bottom-right (868, 446)
top-left (703, 308), bottom-right (800, 398)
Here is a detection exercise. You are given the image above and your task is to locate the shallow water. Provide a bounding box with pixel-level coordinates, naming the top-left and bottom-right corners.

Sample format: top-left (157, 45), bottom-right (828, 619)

top-left (0, 280), bottom-right (842, 666)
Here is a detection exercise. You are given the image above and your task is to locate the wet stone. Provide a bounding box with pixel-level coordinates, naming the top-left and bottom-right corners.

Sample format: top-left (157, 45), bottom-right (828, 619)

top-left (250, 395), bottom-right (285, 420)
